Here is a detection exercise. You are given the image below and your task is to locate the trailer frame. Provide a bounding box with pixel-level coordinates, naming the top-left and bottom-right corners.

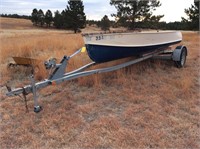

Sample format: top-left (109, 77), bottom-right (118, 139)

top-left (6, 45), bottom-right (187, 113)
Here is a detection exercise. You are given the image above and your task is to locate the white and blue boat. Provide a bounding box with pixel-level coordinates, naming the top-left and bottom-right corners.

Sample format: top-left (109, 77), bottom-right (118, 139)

top-left (83, 31), bottom-right (182, 63)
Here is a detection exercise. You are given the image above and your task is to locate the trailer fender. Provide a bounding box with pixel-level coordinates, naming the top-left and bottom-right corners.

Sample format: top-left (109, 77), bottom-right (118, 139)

top-left (172, 45), bottom-right (187, 61)
top-left (172, 45), bottom-right (188, 68)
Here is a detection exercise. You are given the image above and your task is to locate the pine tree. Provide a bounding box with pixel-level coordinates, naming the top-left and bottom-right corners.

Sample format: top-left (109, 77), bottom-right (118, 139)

top-left (38, 9), bottom-right (45, 27)
top-left (110, 0), bottom-right (163, 29)
top-left (31, 8), bottom-right (38, 25)
top-left (45, 10), bottom-right (53, 27)
top-left (61, 10), bottom-right (70, 29)
top-left (54, 10), bottom-right (64, 29)
top-left (100, 15), bottom-right (110, 31)
top-left (65, 0), bottom-right (86, 33)
top-left (182, 0), bottom-right (199, 30)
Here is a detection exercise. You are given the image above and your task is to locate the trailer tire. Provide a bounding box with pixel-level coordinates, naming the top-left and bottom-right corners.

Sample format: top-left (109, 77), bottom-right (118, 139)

top-left (174, 47), bottom-right (187, 68)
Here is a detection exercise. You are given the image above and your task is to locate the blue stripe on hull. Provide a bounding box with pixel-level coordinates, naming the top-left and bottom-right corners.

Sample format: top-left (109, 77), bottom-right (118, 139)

top-left (86, 41), bottom-right (181, 63)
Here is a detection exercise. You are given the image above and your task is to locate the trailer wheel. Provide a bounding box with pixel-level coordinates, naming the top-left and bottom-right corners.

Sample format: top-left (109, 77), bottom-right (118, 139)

top-left (172, 46), bottom-right (187, 68)
top-left (174, 47), bottom-right (187, 68)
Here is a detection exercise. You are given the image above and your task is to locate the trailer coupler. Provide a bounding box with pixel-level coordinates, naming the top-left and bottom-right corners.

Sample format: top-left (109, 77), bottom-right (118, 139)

top-left (6, 84), bottom-right (29, 113)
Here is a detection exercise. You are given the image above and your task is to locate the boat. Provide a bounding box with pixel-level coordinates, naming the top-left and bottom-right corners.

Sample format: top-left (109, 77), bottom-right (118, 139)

top-left (83, 31), bottom-right (182, 63)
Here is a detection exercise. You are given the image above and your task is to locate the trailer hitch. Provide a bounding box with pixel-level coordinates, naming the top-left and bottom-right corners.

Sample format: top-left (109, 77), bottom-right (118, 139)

top-left (5, 75), bottom-right (42, 113)
top-left (5, 56), bottom-right (67, 113)
top-left (6, 84), bottom-right (29, 113)
top-left (5, 55), bottom-right (69, 113)
top-left (5, 47), bottom-right (86, 113)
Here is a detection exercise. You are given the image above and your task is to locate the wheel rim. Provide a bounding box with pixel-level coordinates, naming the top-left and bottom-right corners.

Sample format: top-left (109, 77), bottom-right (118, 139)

top-left (181, 50), bottom-right (186, 66)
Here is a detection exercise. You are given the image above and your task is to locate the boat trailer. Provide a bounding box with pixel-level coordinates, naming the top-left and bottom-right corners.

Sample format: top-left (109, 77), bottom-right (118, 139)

top-left (5, 45), bottom-right (187, 113)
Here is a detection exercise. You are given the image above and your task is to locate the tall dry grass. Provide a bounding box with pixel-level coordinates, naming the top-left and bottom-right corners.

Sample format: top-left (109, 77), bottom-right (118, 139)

top-left (0, 31), bottom-right (89, 81)
top-left (0, 17), bottom-right (34, 29)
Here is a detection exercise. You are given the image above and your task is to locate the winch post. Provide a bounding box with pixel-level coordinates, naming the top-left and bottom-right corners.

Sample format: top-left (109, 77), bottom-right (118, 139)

top-left (48, 56), bottom-right (69, 80)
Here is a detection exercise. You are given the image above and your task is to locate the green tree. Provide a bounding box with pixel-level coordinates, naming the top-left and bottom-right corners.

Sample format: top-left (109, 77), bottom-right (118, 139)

top-left (65, 0), bottom-right (86, 33)
top-left (110, 0), bottom-right (163, 29)
top-left (45, 10), bottom-right (53, 27)
top-left (38, 9), bottom-right (45, 26)
top-left (53, 10), bottom-right (64, 29)
top-left (142, 13), bottom-right (164, 29)
top-left (31, 8), bottom-right (38, 25)
top-left (182, 0), bottom-right (199, 30)
top-left (100, 15), bottom-right (110, 31)
top-left (61, 10), bottom-right (70, 29)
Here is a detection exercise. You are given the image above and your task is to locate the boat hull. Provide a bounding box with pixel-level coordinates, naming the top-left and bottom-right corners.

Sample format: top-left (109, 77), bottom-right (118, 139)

top-left (86, 41), bottom-right (180, 63)
top-left (84, 31), bottom-right (182, 63)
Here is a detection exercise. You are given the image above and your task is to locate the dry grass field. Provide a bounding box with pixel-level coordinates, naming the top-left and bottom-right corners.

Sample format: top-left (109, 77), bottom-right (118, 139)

top-left (0, 17), bottom-right (200, 148)
top-left (0, 17), bottom-right (35, 30)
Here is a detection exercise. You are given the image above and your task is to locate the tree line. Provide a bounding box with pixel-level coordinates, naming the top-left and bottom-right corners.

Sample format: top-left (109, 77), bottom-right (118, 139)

top-left (0, 14), bottom-right (30, 19)
top-left (1, 0), bottom-right (199, 31)
top-left (31, 0), bottom-right (86, 33)
top-left (31, 9), bottom-right (53, 27)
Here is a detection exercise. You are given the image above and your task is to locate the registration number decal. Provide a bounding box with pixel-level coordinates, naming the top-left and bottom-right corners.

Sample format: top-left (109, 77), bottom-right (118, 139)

top-left (96, 35), bottom-right (104, 40)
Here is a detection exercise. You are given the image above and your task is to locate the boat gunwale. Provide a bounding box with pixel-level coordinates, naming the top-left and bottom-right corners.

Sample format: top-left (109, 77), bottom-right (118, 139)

top-left (85, 39), bottom-right (182, 47)
top-left (83, 31), bottom-right (181, 37)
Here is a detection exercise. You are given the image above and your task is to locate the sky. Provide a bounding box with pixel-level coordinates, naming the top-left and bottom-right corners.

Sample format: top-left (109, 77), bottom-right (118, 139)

top-left (0, 0), bottom-right (195, 22)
